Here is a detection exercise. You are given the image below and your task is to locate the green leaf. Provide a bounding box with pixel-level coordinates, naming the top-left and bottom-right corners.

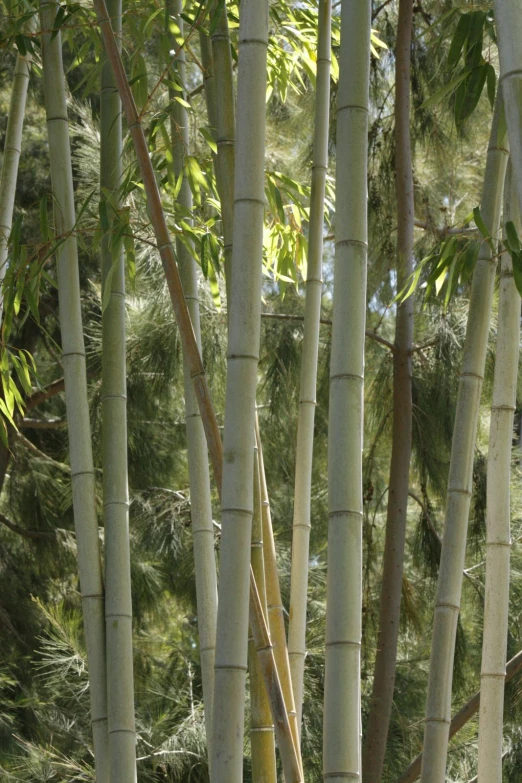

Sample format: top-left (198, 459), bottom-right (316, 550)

top-left (455, 64), bottom-right (488, 128)
top-left (199, 127), bottom-right (217, 154)
top-left (420, 69), bottom-right (470, 110)
top-left (473, 206), bottom-right (494, 251)
top-left (39, 196), bottom-right (52, 243)
top-left (51, 6), bottom-right (67, 41)
top-left (131, 54), bottom-right (148, 109)
top-left (447, 13), bottom-right (471, 71)
top-left (200, 234), bottom-right (208, 278)
top-left (505, 221), bottom-right (521, 254)
top-left (209, 0), bottom-right (226, 36)
top-left (486, 63), bottom-right (496, 109)
top-left (102, 255), bottom-right (119, 313)
top-left (464, 11), bottom-right (485, 68)
top-left (512, 251), bottom-right (522, 298)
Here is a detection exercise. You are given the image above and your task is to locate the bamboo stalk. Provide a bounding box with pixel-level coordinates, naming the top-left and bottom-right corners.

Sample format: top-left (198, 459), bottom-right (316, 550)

top-left (210, 0), bottom-right (271, 778)
top-left (362, 2), bottom-right (414, 780)
top-left (477, 162), bottom-right (520, 783)
top-left (100, 0), bottom-right (136, 779)
top-left (169, 0), bottom-right (217, 764)
top-left (419, 97), bottom-right (509, 783)
top-left (209, 0), bottom-right (235, 302)
top-left (494, 0), bottom-right (522, 213)
top-left (287, 0), bottom-right (331, 737)
top-left (256, 416), bottom-right (303, 776)
top-left (249, 444), bottom-right (277, 783)
top-left (323, 2), bottom-right (371, 782)
top-left (40, 2), bottom-right (109, 779)
top-left (397, 649), bottom-right (522, 783)
top-left (93, 8), bottom-right (301, 780)
top-left (0, 17), bottom-right (35, 324)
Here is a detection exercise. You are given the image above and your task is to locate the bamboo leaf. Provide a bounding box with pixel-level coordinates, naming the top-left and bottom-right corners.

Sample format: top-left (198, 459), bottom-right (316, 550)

top-left (505, 220), bottom-right (521, 253)
top-left (447, 13), bottom-right (471, 71)
top-left (486, 62), bottom-right (496, 109)
top-left (473, 206), bottom-right (495, 251)
top-left (512, 251), bottom-right (522, 298)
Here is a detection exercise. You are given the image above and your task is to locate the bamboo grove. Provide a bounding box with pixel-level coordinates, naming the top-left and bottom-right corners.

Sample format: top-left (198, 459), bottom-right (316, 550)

top-left (3, 1), bottom-right (522, 782)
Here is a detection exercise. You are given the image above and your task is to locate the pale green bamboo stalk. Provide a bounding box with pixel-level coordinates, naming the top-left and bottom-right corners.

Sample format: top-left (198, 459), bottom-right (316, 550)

top-left (420, 98), bottom-right (508, 783)
top-left (40, 2), bottom-right (109, 779)
top-left (288, 0), bottom-right (331, 736)
top-left (210, 0), bottom-right (235, 302)
top-left (93, 11), bottom-right (301, 779)
top-left (100, 0), bottom-right (136, 779)
top-left (170, 0), bottom-right (217, 764)
top-left (211, 1), bottom-right (269, 780)
top-left (202, 1), bottom-right (302, 765)
top-left (0, 18), bottom-right (35, 324)
top-left (494, 0), bottom-right (522, 213)
top-left (249, 443), bottom-right (277, 783)
top-left (477, 162), bottom-right (520, 783)
top-left (323, 2), bottom-right (371, 781)
top-left (256, 416), bottom-right (303, 777)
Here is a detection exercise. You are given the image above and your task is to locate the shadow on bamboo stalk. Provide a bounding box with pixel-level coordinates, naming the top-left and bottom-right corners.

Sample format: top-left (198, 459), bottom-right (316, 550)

top-left (92, 2), bottom-right (302, 779)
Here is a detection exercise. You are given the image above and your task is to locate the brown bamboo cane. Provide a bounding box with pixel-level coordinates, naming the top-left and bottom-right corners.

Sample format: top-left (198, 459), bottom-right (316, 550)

top-left (93, 3), bottom-right (301, 778)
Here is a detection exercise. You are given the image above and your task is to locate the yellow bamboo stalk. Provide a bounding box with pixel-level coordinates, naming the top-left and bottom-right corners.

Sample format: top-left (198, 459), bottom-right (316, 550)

top-left (249, 444), bottom-right (277, 783)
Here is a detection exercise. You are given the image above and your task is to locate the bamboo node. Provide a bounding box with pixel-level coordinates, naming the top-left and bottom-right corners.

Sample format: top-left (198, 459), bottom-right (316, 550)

top-left (323, 772), bottom-right (359, 779)
top-left (337, 103), bottom-right (369, 114)
top-left (214, 664), bottom-right (248, 671)
top-left (325, 640), bottom-right (361, 648)
top-left (335, 238), bottom-right (368, 249)
top-left (330, 372), bottom-right (364, 383)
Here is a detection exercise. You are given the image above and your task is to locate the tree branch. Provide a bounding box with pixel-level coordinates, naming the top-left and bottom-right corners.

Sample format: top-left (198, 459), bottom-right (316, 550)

top-left (260, 312), bottom-right (396, 351)
top-left (0, 511), bottom-right (54, 541)
top-left (25, 378), bottom-right (65, 412)
top-left (20, 417), bottom-right (65, 429)
top-left (396, 649), bottom-right (522, 783)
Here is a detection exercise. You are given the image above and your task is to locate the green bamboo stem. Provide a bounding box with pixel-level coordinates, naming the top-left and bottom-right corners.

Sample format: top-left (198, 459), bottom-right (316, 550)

top-left (0, 17), bottom-right (35, 324)
top-left (477, 162), bottom-right (520, 783)
top-left (100, 0), bottom-right (136, 779)
top-left (288, 0), bottom-right (331, 737)
top-left (93, 8), bottom-right (301, 780)
top-left (249, 444), bottom-right (277, 783)
top-left (494, 0), bottom-right (522, 213)
top-left (419, 98), bottom-right (508, 783)
top-left (40, 2), bottom-right (109, 780)
top-left (209, 0), bottom-right (235, 302)
top-left (169, 0), bottom-right (217, 763)
top-left (211, 1), bottom-right (270, 779)
top-left (323, 2), bottom-right (371, 781)
top-left (362, 2), bottom-right (414, 780)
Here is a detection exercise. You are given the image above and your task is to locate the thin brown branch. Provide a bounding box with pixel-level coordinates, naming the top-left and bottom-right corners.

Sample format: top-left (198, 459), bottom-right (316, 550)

top-left (408, 490), bottom-right (440, 543)
top-left (15, 432), bottom-right (70, 472)
top-left (260, 311), bottom-right (396, 351)
top-left (0, 511), bottom-right (54, 541)
top-left (25, 378), bottom-right (65, 412)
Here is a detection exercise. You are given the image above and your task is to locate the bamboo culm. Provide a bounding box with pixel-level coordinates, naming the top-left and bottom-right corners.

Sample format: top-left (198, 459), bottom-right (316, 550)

top-left (0, 17), bottom-right (35, 324)
top-left (419, 97), bottom-right (508, 783)
top-left (93, 7), bottom-right (301, 780)
top-left (494, 0), bottom-right (522, 214)
top-left (210, 0), bottom-right (235, 302)
top-left (169, 0), bottom-right (218, 764)
top-left (210, 1), bottom-right (270, 779)
top-left (40, 1), bottom-right (109, 779)
top-left (100, 0), bottom-right (136, 779)
top-left (362, 2), bottom-right (414, 780)
top-left (288, 0), bottom-right (331, 736)
top-left (323, 2), bottom-right (371, 782)
top-left (249, 444), bottom-right (277, 783)
top-left (477, 162), bottom-right (520, 783)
